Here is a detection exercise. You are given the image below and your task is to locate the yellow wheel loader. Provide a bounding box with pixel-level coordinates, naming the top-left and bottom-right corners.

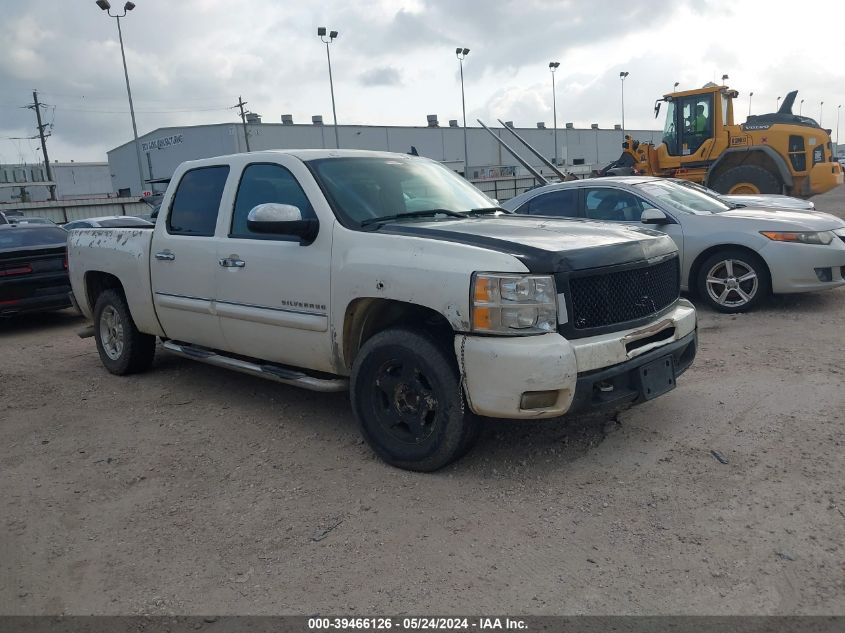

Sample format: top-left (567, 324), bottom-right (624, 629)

top-left (612, 85), bottom-right (843, 198)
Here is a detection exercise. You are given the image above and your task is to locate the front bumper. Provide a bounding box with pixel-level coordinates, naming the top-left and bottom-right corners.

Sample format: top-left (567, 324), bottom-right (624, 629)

top-left (456, 299), bottom-right (697, 419)
top-left (759, 233), bottom-right (845, 293)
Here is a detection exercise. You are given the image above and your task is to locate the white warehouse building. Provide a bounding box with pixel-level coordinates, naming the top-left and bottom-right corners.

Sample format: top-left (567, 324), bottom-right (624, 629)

top-left (107, 116), bottom-right (663, 200)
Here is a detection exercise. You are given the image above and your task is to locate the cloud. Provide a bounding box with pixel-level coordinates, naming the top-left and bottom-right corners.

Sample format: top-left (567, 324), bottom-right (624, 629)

top-left (358, 66), bottom-right (402, 86)
top-left (0, 0), bottom-right (843, 163)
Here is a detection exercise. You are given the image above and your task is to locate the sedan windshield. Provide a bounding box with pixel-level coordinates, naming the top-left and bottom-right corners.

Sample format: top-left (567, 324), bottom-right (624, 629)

top-left (635, 180), bottom-right (731, 215)
top-left (308, 157), bottom-right (493, 227)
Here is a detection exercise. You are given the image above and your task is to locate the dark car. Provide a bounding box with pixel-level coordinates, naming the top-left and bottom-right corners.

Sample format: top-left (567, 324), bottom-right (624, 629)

top-left (63, 215), bottom-right (153, 230)
top-left (0, 224), bottom-right (72, 317)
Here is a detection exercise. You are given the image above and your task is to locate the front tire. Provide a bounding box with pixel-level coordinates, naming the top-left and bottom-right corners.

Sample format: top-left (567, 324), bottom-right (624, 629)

top-left (711, 165), bottom-right (781, 195)
top-left (695, 249), bottom-right (770, 313)
top-left (350, 327), bottom-right (479, 472)
top-left (93, 289), bottom-right (156, 375)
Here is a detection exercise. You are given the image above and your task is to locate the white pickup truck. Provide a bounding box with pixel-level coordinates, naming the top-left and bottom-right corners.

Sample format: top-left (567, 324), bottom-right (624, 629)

top-left (69, 150), bottom-right (697, 471)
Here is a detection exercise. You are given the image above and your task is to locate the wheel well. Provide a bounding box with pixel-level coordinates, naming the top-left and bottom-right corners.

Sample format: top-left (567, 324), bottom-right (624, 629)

top-left (342, 298), bottom-right (453, 371)
top-left (707, 149), bottom-right (788, 189)
top-left (688, 244), bottom-right (771, 295)
top-left (84, 271), bottom-right (124, 312)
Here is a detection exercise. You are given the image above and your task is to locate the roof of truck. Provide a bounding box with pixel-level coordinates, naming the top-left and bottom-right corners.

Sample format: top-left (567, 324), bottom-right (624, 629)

top-left (185, 149), bottom-right (424, 167)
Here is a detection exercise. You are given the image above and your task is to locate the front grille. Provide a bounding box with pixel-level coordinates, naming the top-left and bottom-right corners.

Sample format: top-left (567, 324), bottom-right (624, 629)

top-left (569, 256), bottom-right (680, 330)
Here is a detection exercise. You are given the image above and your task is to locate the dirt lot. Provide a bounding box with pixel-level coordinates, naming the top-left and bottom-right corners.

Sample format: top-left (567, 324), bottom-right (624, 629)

top-left (2, 186), bottom-right (845, 615)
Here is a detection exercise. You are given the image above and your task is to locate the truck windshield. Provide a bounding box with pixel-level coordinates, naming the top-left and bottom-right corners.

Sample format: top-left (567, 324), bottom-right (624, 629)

top-left (308, 157), bottom-right (494, 227)
top-left (635, 180), bottom-right (731, 215)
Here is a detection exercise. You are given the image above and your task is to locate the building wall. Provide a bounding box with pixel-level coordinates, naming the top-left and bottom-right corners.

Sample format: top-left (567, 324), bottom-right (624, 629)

top-left (0, 162), bottom-right (112, 203)
top-left (107, 122), bottom-right (664, 195)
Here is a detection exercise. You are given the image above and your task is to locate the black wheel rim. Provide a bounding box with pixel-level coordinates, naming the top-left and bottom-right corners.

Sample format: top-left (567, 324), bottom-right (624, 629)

top-left (371, 358), bottom-right (439, 444)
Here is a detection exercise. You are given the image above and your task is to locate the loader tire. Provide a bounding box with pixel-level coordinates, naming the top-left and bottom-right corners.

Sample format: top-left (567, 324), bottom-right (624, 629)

top-left (710, 165), bottom-right (781, 195)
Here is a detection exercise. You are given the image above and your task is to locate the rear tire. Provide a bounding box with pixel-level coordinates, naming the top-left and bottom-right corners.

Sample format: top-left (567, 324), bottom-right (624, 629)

top-left (93, 289), bottom-right (156, 375)
top-left (695, 249), bottom-right (770, 313)
top-left (350, 327), bottom-right (479, 472)
top-left (710, 165), bottom-right (781, 195)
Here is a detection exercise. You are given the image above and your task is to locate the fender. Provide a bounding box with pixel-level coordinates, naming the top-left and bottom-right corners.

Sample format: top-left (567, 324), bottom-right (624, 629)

top-left (705, 146), bottom-right (793, 187)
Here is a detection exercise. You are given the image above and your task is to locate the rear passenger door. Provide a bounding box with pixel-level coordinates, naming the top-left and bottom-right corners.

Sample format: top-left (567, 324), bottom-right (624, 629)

top-left (150, 164), bottom-right (230, 348)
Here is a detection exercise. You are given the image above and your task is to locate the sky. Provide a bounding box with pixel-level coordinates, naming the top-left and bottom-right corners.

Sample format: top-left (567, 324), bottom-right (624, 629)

top-left (1, 0), bottom-right (843, 164)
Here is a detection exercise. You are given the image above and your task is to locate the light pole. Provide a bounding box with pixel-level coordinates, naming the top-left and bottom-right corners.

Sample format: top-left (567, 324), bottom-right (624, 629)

top-left (800, 99), bottom-right (804, 115)
top-left (776, 96), bottom-right (781, 111)
top-left (96, 0), bottom-right (144, 195)
top-left (673, 81), bottom-right (680, 92)
top-left (837, 104), bottom-right (841, 146)
top-left (819, 101), bottom-right (824, 126)
top-left (549, 62), bottom-right (560, 166)
top-left (748, 91), bottom-right (754, 117)
top-left (721, 73), bottom-right (729, 84)
top-left (619, 71), bottom-right (629, 141)
top-left (317, 27), bottom-right (340, 149)
top-left (456, 47), bottom-right (470, 177)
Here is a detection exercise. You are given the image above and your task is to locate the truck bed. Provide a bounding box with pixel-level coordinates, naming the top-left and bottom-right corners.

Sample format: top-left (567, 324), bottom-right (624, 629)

top-left (68, 228), bottom-right (164, 336)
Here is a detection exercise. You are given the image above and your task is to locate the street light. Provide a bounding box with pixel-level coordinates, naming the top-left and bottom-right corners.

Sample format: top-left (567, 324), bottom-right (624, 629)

top-left (456, 47), bottom-right (470, 177)
top-left (748, 91), bottom-right (754, 117)
top-left (800, 98), bottom-right (804, 115)
top-left (721, 74), bottom-right (729, 84)
top-left (619, 71), bottom-right (629, 141)
top-left (317, 27), bottom-right (340, 149)
top-left (95, 0), bottom-right (144, 195)
top-left (549, 62), bottom-right (560, 166)
top-left (776, 96), bottom-right (781, 111)
top-left (837, 104), bottom-right (841, 146)
top-left (673, 81), bottom-right (680, 92)
top-left (820, 101), bottom-right (824, 126)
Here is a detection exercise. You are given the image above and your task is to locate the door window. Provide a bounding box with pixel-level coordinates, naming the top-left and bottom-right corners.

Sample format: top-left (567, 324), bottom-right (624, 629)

top-left (680, 94), bottom-right (713, 154)
top-left (167, 166), bottom-right (229, 236)
top-left (519, 189), bottom-right (579, 217)
top-left (230, 163), bottom-right (315, 239)
top-left (583, 188), bottom-right (643, 221)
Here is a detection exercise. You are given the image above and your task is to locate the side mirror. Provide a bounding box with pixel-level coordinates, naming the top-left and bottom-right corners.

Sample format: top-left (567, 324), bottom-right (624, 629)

top-left (641, 208), bottom-right (669, 224)
top-left (247, 203), bottom-right (319, 245)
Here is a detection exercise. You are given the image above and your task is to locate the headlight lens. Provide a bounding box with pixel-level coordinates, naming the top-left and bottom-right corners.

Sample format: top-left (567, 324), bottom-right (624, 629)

top-left (760, 230), bottom-right (835, 245)
top-left (471, 273), bottom-right (557, 335)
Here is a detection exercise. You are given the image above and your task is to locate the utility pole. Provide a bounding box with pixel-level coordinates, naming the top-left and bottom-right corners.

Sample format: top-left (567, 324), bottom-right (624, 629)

top-left (236, 96), bottom-right (251, 152)
top-left (28, 90), bottom-right (56, 201)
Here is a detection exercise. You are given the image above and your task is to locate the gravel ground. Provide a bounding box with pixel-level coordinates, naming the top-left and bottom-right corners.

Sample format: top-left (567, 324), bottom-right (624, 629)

top-left (1, 185), bottom-right (844, 615)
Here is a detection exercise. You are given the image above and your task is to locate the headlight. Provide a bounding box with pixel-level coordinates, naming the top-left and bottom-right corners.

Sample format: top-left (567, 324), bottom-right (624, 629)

top-left (471, 273), bottom-right (557, 335)
top-left (760, 230), bottom-right (834, 245)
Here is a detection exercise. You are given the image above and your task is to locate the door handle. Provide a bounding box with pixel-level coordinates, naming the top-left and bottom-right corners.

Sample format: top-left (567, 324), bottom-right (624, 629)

top-left (218, 257), bottom-right (246, 268)
top-left (155, 251), bottom-right (175, 261)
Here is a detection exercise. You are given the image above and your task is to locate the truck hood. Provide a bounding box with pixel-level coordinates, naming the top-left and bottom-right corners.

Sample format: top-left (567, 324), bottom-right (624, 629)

top-left (714, 207), bottom-right (844, 230)
top-left (379, 215), bottom-right (678, 273)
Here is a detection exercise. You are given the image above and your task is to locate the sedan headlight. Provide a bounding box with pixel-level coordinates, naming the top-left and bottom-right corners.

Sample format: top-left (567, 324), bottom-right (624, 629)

top-left (471, 273), bottom-right (557, 335)
top-left (760, 230), bottom-right (835, 245)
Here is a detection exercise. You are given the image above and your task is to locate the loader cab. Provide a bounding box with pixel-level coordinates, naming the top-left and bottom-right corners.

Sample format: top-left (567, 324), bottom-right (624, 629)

top-left (657, 86), bottom-right (736, 165)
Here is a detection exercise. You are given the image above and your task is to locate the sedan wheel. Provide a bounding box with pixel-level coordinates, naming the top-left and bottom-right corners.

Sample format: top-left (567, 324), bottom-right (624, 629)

top-left (696, 249), bottom-right (770, 313)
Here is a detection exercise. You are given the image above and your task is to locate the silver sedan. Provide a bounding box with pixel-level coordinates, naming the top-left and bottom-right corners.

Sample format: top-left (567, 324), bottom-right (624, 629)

top-left (502, 176), bottom-right (845, 312)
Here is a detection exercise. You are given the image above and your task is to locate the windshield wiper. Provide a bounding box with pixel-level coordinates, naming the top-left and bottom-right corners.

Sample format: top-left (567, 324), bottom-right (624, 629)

top-left (360, 209), bottom-right (467, 228)
top-left (467, 206), bottom-right (510, 215)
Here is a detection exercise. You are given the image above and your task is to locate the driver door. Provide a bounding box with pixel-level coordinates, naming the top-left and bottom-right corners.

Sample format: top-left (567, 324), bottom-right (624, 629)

top-left (580, 186), bottom-right (685, 258)
top-left (214, 157), bottom-right (335, 374)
